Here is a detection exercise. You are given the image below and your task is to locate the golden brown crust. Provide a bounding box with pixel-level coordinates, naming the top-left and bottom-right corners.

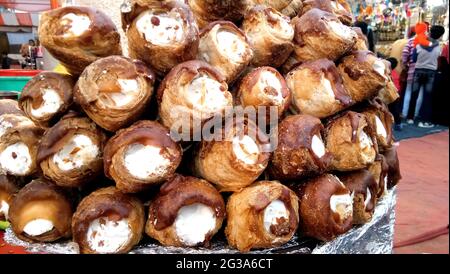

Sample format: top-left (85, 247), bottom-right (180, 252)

top-left (367, 154), bottom-right (389, 198)
top-left (359, 99), bottom-right (394, 150)
top-left (292, 8), bottom-right (356, 62)
top-left (377, 60), bottom-right (400, 104)
top-left (293, 174), bottom-right (353, 241)
top-left (324, 111), bottom-right (378, 171)
top-left (18, 72), bottom-right (75, 127)
top-left (73, 56), bottom-right (155, 132)
top-left (9, 179), bottom-right (73, 242)
top-left (0, 99), bottom-right (24, 116)
top-left (37, 113), bottom-right (107, 188)
top-left (123, 0), bottom-right (199, 76)
top-left (351, 26), bottom-right (369, 51)
top-left (72, 186), bottom-right (145, 254)
top-left (337, 50), bottom-right (387, 103)
top-left (39, 6), bottom-right (122, 75)
top-left (237, 66), bottom-right (291, 118)
top-left (225, 180), bottom-right (299, 252)
top-left (193, 118), bottom-right (271, 192)
top-left (187, 0), bottom-right (247, 29)
top-left (0, 175), bottom-right (19, 221)
top-left (242, 6), bottom-right (294, 67)
top-left (145, 174), bottom-right (225, 247)
top-left (382, 146), bottom-right (401, 189)
top-left (103, 120), bottom-right (182, 193)
top-left (300, 0), bottom-right (353, 25)
top-left (197, 20), bottom-right (253, 83)
top-left (285, 58), bottom-right (353, 118)
top-left (337, 169), bottom-right (378, 224)
top-left (269, 114), bottom-right (332, 180)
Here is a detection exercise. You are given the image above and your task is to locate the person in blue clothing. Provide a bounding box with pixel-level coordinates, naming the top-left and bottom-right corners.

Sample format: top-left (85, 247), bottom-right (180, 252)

top-left (406, 25), bottom-right (445, 128)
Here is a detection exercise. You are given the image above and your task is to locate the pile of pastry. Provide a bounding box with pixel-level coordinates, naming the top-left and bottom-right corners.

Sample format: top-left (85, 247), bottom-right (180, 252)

top-left (0, 0), bottom-right (401, 254)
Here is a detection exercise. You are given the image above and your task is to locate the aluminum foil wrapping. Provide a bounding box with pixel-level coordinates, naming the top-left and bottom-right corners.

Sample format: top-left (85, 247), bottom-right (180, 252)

top-left (4, 187), bottom-right (397, 254)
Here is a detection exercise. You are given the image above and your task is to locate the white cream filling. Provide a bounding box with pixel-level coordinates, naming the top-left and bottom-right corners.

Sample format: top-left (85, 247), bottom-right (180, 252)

top-left (375, 115), bottom-right (387, 138)
top-left (123, 143), bottom-right (171, 180)
top-left (359, 131), bottom-right (373, 150)
top-left (0, 200), bottom-right (9, 220)
top-left (0, 142), bottom-right (32, 175)
top-left (30, 89), bottom-right (63, 118)
top-left (60, 13), bottom-right (91, 37)
top-left (263, 199), bottom-right (289, 234)
top-left (23, 219), bottom-right (54, 236)
top-left (52, 134), bottom-right (99, 171)
top-left (187, 75), bottom-right (229, 114)
top-left (364, 187), bottom-right (372, 208)
top-left (87, 217), bottom-right (131, 253)
top-left (108, 79), bottom-right (140, 107)
top-left (328, 20), bottom-right (355, 40)
top-left (174, 203), bottom-right (216, 246)
top-left (373, 59), bottom-right (387, 78)
top-left (216, 30), bottom-right (247, 63)
top-left (311, 135), bottom-right (326, 158)
top-left (331, 1), bottom-right (347, 11)
top-left (232, 135), bottom-right (260, 165)
top-left (330, 193), bottom-right (353, 221)
top-left (384, 176), bottom-right (388, 192)
top-left (136, 10), bottom-right (184, 46)
top-left (268, 11), bottom-right (294, 39)
top-left (258, 71), bottom-right (284, 104)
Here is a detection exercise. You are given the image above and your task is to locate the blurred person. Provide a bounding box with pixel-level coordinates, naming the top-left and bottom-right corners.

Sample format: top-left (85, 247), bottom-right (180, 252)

top-left (1, 51), bottom-right (11, 69)
top-left (354, 18), bottom-right (375, 52)
top-left (432, 40), bottom-right (449, 126)
top-left (20, 39), bottom-right (35, 69)
top-left (35, 39), bottom-right (44, 70)
top-left (408, 25), bottom-right (445, 128)
top-left (386, 57), bottom-right (402, 131)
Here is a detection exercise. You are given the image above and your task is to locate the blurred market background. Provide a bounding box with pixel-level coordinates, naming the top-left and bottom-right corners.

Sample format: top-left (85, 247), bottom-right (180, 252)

top-left (0, 0), bottom-right (448, 254)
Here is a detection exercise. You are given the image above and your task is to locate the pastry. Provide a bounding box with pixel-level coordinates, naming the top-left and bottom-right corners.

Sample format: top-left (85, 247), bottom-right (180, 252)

top-left (37, 113), bottom-right (107, 188)
top-left (237, 66), bottom-right (291, 120)
top-left (123, 0), bottom-right (199, 76)
top-left (193, 118), bottom-right (271, 192)
top-left (300, 0), bottom-right (353, 25)
top-left (145, 174), bottom-right (225, 247)
top-left (39, 6), bottom-right (122, 75)
top-left (292, 8), bottom-right (356, 62)
top-left (249, 0), bottom-right (303, 17)
top-left (187, 0), bottom-right (247, 29)
top-left (72, 186), bottom-right (145, 254)
top-left (104, 120), bottom-right (182, 193)
top-left (0, 99), bottom-right (24, 117)
top-left (337, 169), bottom-right (378, 224)
top-left (0, 114), bottom-right (44, 176)
top-left (269, 114), bottom-right (332, 180)
top-left (74, 55), bottom-right (155, 132)
top-left (157, 60), bottom-right (233, 139)
top-left (337, 50), bottom-right (387, 103)
top-left (359, 99), bottom-right (394, 150)
top-left (225, 180), bottom-right (299, 252)
top-left (9, 179), bottom-right (73, 242)
top-left (285, 59), bottom-right (353, 118)
top-left (367, 154), bottom-right (389, 198)
top-left (376, 60), bottom-right (400, 105)
top-left (19, 72), bottom-right (74, 127)
top-left (382, 146), bottom-right (401, 189)
top-left (324, 111), bottom-right (377, 171)
top-left (0, 175), bottom-right (19, 221)
top-left (242, 6), bottom-right (294, 67)
top-left (351, 27), bottom-right (369, 51)
top-left (293, 174), bottom-right (353, 241)
top-left (197, 21), bottom-right (253, 83)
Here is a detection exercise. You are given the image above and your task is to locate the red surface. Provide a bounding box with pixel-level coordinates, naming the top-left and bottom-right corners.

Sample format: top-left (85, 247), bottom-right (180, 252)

top-left (0, 0), bottom-right (52, 12)
top-left (0, 231), bottom-right (28, 254)
top-left (15, 12), bottom-right (33, 26)
top-left (0, 69), bottom-right (42, 77)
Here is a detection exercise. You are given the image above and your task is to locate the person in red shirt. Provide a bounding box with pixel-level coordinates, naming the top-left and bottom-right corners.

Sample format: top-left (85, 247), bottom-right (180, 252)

top-left (386, 57), bottom-right (402, 131)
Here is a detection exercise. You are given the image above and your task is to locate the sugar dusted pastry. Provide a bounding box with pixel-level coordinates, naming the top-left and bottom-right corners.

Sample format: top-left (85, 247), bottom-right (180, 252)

top-left (359, 99), bottom-right (394, 150)
top-left (225, 180), bottom-right (299, 252)
top-left (72, 186), bottom-right (145, 254)
top-left (325, 111), bottom-right (377, 171)
top-left (242, 6), bottom-right (294, 67)
top-left (367, 154), bottom-right (389, 198)
top-left (9, 179), bottom-right (73, 242)
top-left (39, 6), bottom-right (122, 75)
top-left (338, 169), bottom-right (378, 224)
top-left (104, 120), bottom-right (182, 193)
top-left (293, 174), bottom-right (352, 241)
top-left (292, 8), bottom-right (356, 62)
top-left (187, 0), bottom-right (247, 29)
top-left (197, 21), bottom-right (253, 83)
top-left (145, 174), bottom-right (225, 247)
top-left (337, 50), bottom-right (387, 103)
top-left (74, 56), bottom-right (155, 132)
top-left (382, 146), bottom-right (401, 189)
top-left (0, 114), bottom-right (44, 177)
top-left (37, 113), bottom-right (107, 188)
top-left (157, 60), bottom-right (233, 137)
top-left (269, 114), bottom-right (331, 180)
top-left (193, 118), bottom-right (271, 192)
top-left (0, 175), bottom-right (19, 221)
top-left (285, 59), bottom-right (353, 118)
top-left (123, 0), bottom-right (199, 76)
top-left (19, 72), bottom-right (74, 127)
top-left (237, 66), bottom-right (291, 119)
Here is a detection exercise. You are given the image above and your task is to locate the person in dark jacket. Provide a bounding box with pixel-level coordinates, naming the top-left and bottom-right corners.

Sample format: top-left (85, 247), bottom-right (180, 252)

top-left (354, 20), bottom-right (375, 52)
top-left (1, 52), bottom-right (11, 69)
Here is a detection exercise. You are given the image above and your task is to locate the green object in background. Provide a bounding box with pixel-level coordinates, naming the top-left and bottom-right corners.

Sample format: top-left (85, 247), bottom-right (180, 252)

top-left (0, 76), bottom-right (31, 94)
top-left (0, 221), bottom-right (10, 230)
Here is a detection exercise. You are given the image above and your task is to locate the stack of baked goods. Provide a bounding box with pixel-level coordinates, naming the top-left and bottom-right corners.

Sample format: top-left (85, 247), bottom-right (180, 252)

top-left (0, 0), bottom-right (401, 253)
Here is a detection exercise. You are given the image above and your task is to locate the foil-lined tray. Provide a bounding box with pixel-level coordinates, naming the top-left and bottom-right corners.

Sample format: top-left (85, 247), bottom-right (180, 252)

top-left (4, 187), bottom-right (396, 254)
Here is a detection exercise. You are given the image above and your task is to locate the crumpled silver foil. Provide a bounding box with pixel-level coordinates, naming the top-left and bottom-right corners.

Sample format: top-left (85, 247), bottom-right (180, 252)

top-left (4, 187), bottom-right (396, 254)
